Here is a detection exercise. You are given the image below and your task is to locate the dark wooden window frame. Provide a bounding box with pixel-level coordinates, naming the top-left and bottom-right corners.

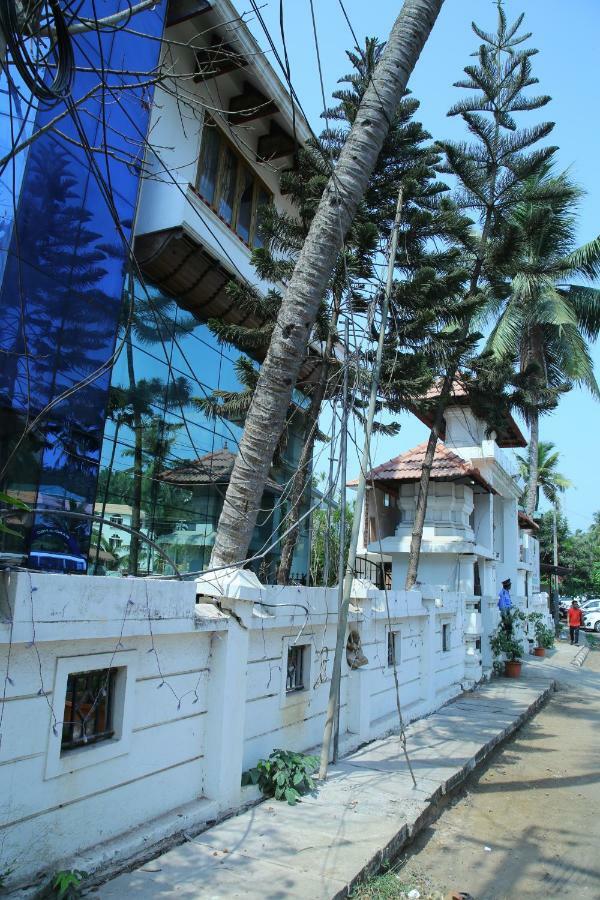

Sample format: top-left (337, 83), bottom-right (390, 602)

top-left (195, 115), bottom-right (272, 249)
top-left (61, 667), bottom-right (117, 752)
top-left (442, 623), bottom-right (450, 653)
top-left (286, 644), bottom-right (307, 693)
top-left (387, 629), bottom-right (401, 668)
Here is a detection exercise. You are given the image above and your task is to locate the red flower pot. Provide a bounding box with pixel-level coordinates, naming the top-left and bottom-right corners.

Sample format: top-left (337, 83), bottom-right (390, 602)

top-left (504, 660), bottom-right (522, 678)
top-left (533, 647), bottom-right (545, 657)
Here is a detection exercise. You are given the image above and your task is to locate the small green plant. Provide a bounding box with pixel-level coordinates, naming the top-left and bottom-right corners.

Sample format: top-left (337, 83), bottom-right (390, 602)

top-left (528, 612), bottom-right (555, 649)
top-left (241, 749), bottom-right (319, 805)
top-left (490, 611), bottom-right (525, 664)
top-left (52, 869), bottom-right (86, 899)
top-left (527, 611), bottom-right (555, 649)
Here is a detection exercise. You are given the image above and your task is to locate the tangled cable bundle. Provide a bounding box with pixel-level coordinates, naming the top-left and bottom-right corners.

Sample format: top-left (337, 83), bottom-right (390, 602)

top-left (0, 0), bottom-right (74, 104)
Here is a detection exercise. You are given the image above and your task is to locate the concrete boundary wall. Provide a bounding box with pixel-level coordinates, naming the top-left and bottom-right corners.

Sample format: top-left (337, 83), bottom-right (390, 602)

top-left (0, 571), bottom-right (534, 892)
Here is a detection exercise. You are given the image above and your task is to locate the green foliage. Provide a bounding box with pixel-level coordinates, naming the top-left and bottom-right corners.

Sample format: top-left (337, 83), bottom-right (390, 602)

top-left (310, 500), bottom-right (354, 587)
top-left (489, 608), bottom-right (526, 662)
top-left (52, 870), bottom-right (86, 899)
top-left (527, 612), bottom-right (555, 649)
top-left (241, 749), bottom-right (319, 805)
top-left (517, 442), bottom-right (572, 510)
top-left (538, 509), bottom-right (600, 597)
top-left (0, 492), bottom-right (29, 537)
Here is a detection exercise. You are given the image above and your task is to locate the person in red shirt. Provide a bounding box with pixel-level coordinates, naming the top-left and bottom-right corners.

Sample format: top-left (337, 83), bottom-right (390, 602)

top-left (568, 600), bottom-right (583, 645)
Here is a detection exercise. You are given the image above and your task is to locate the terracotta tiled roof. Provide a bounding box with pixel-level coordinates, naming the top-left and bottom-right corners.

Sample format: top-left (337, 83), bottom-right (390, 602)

top-left (348, 441), bottom-right (494, 493)
top-left (518, 511), bottom-right (539, 531)
top-left (423, 379), bottom-right (469, 401)
top-left (159, 448), bottom-right (283, 493)
top-left (415, 378), bottom-right (527, 449)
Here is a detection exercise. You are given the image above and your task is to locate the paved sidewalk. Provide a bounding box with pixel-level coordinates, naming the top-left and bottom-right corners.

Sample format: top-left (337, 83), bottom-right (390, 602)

top-left (95, 654), bottom-right (572, 900)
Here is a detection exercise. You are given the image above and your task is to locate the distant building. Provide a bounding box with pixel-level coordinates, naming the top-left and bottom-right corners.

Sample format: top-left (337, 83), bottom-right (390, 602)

top-left (352, 382), bottom-right (541, 607)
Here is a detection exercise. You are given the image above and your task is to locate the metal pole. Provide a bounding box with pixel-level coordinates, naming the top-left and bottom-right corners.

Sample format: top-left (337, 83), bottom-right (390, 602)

top-left (333, 319), bottom-right (350, 762)
top-left (323, 403), bottom-right (337, 586)
top-left (552, 505), bottom-right (560, 630)
top-left (319, 189), bottom-right (403, 780)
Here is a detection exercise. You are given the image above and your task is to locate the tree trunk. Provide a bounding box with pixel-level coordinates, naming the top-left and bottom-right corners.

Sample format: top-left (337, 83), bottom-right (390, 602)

top-left (92, 417), bottom-right (121, 571)
top-left (210, 0), bottom-right (445, 571)
top-left (276, 304), bottom-right (342, 585)
top-left (524, 409), bottom-right (539, 517)
top-left (276, 373), bottom-right (328, 585)
top-left (126, 337), bottom-right (143, 575)
top-left (404, 371), bottom-right (452, 589)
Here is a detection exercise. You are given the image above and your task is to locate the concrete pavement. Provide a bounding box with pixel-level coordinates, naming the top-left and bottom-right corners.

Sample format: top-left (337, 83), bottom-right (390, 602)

top-left (387, 640), bottom-right (600, 898)
top-left (93, 646), bottom-right (581, 900)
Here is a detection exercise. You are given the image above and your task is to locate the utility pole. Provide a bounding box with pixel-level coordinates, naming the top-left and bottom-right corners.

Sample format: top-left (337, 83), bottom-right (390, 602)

top-left (552, 505), bottom-right (560, 629)
top-left (319, 191), bottom-right (403, 781)
top-left (323, 407), bottom-right (337, 586)
top-left (332, 318), bottom-right (350, 762)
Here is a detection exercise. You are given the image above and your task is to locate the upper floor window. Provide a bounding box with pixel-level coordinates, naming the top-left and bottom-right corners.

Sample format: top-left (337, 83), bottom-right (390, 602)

top-left (196, 117), bottom-right (271, 248)
top-left (109, 515), bottom-right (123, 525)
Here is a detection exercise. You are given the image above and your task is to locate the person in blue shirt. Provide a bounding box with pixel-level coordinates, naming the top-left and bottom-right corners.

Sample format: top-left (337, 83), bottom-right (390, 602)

top-left (498, 578), bottom-right (512, 633)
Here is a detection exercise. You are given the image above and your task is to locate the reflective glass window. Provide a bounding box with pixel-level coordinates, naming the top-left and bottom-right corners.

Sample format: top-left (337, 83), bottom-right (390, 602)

top-left (197, 123), bottom-right (221, 204)
top-left (217, 145), bottom-right (237, 225)
top-left (236, 166), bottom-right (254, 242)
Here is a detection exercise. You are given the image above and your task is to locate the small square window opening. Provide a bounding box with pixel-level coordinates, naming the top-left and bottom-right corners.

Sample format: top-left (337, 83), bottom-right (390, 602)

top-left (61, 668), bottom-right (117, 752)
top-left (286, 645), bottom-right (307, 693)
top-left (442, 623), bottom-right (450, 653)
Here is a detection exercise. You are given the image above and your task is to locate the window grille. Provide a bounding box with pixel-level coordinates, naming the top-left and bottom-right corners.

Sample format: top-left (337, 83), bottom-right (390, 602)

top-left (387, 630), bottom-right (401, 667)
top-left (286, 645), bottom-right (306, 693)
top-left (61, 668), bottom-right (117, 752)
top-left (109, 515), bottom-right (123, 525)
top-left (442, 623), bottom-right (450, 652)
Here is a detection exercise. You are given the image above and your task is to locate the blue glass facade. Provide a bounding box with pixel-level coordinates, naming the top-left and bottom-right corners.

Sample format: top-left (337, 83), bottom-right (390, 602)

top-left (90, 280), bottom-right (310, 582)
top-left (0, 3), bottom-right (167, 568)
top-left (0, 4), bottom-right (310, 581)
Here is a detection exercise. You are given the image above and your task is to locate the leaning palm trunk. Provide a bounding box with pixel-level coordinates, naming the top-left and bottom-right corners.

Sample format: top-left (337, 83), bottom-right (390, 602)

top-left (210, 0), bottom-right (445, 571)
top-left (524, 410), bottom-right (539, 517)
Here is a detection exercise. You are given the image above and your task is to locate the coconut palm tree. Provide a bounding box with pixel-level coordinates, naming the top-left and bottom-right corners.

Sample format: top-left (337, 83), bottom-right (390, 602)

top-left (487, 168), bottom-right (600, 515)
top-left (517, 441), bottom-right (572, 513)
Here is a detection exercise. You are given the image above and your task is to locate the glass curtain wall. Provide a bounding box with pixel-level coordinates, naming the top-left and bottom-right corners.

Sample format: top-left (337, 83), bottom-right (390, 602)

top-left (90, 280), bottom-right (310, 582)
top-left (0, 3), bottom-right (167, 570)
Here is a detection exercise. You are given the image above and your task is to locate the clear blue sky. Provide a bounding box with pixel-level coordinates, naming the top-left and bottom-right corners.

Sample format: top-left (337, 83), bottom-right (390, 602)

top-left (244, 0), bottom-right (600, 531)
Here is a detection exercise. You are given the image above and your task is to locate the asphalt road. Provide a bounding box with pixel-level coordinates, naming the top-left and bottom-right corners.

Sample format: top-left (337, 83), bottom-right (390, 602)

top-left (392, 644), bottom-right (600, 900)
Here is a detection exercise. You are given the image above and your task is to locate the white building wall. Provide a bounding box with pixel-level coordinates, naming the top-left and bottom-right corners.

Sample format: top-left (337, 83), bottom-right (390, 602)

top-left (134, 9), bottom-right (304, 293)
top-left (0, 572), bottom-right (484, 892)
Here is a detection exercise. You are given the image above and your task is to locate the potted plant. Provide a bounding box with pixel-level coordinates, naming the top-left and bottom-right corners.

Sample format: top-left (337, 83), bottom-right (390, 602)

top-left (490, 623), bottom-right (525, 678)
top-left (528, 612), bottom-right (555, 657)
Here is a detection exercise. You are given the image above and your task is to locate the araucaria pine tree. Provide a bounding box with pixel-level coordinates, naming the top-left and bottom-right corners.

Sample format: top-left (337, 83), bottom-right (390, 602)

top-left (404, 3), bottom-right (557, 588)
top-left (205, 36), bottom-right (461, 584)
